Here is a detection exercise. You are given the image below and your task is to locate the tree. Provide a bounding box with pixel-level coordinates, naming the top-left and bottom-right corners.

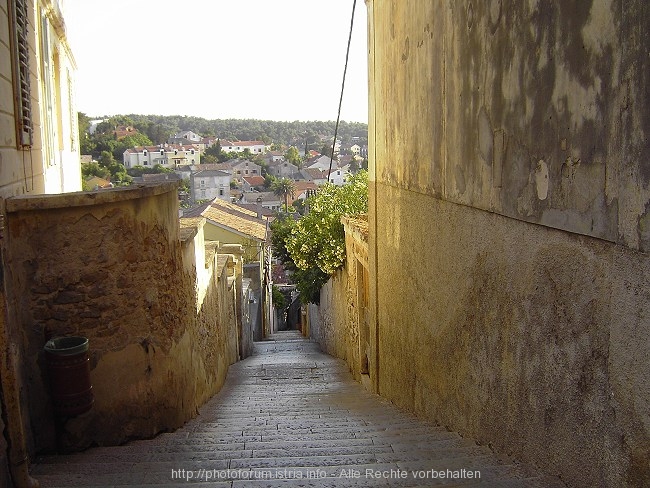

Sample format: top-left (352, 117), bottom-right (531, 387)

top-left (271, 178), bottom-right (296, 212)
top-left (272, 285), bottom-right (287, 311)
top-left (286, 171), bottom-right (367, 277)
top-left (270, 214), bottom-right (297, 267)
top-left (99, 151), bottom-right (132, 186)
top-left (285, 146), bottom-right (301, 165)
top-left (113, 133), bottom-right (152, 161)
top-left (81, 161), bottom-right (110, 181)
top-left (275, 171), bottom-right (368, 303)
top-left (127, 164), bottom-right (173, 177)
top-left (78, 112), bottom-right (95, 155)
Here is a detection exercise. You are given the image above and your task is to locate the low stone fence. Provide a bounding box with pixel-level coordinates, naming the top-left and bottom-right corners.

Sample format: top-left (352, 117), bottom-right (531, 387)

top-left (1, 183), bottom-right (240, 453)
top-left (309, 215), bottom-right (372, 387)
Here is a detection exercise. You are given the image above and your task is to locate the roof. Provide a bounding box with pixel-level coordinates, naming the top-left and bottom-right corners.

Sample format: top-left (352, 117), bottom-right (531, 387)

top-left (304, 168), bottom-right (328, 179)
top-left (243, 176), bottom-right (265, 186)
top-left (192, 170), bottom-right (230, 177)
top-left (142, 173), bottom-right (182, 183)
top-left (293, 181), bottom-right (318, 192)
top-left (194, 163), bottom-right (233, 172)
top-left (232, 140), bottom-right (265, 146)
top-left (196, 198), bottom-right (267, 241)
top-left (231, 159), bottom-right (261, 169)
top-left (242, 191), bottom-right (281, 203)
top-left (237, 203), bottom-right (275, 218)
top-left (85, 176), bottom-right (112, 188)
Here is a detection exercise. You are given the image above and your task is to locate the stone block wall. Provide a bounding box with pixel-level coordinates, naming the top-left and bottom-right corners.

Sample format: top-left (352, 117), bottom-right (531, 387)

top-left (1, 183), bottom-right (239, 454)
top-left (311, 216), bottom-right (370, 383)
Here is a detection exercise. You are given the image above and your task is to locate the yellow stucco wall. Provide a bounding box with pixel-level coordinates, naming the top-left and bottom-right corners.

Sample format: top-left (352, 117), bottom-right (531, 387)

top-left (367, 1), bottom-right (650, 487)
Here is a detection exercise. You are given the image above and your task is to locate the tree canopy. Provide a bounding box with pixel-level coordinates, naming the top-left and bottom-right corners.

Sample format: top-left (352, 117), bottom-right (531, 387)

top-left (79, 114), bottom-right (368, 160)
top-left (271, 178), bottom-right (296, 211)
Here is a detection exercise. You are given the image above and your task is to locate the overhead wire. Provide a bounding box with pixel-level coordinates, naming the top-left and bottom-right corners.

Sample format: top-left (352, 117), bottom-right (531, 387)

top-left (327, 0), bottom-right (357, 182)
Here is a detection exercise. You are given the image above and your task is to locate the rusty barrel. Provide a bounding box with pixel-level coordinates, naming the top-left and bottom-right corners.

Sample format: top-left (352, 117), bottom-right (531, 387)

top-left (44, 336), bottom-right (94, 416)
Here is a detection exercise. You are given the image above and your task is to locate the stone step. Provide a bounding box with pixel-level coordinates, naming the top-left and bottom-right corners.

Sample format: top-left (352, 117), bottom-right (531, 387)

top-left (31, 335), bottom-right (565, 488)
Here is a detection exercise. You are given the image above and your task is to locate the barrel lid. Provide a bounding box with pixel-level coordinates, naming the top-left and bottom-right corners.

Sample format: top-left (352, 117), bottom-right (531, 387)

top-left (44, 336), bottom-right (89, 355)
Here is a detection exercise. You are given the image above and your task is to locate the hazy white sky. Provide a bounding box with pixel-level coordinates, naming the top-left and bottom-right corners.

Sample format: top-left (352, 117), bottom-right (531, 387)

top-left (62, 0), bottom-right (368, 123)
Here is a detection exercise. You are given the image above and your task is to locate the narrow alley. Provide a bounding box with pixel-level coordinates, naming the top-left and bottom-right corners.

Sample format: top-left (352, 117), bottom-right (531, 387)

top-left (32, 332), bottom-right (565, 487)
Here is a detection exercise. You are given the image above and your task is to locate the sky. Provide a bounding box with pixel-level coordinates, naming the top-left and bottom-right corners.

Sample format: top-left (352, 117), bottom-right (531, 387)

top-left (62, 0), bottom-right (368, 123)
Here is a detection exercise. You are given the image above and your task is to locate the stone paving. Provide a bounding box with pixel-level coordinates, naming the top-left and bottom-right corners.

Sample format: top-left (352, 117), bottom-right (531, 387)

top-left (32, 331), bottom-right (566, 487)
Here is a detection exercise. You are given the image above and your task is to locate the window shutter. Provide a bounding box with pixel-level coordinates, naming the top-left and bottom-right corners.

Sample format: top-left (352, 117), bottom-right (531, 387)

top-left (10, 0), bottom-right (33, 148)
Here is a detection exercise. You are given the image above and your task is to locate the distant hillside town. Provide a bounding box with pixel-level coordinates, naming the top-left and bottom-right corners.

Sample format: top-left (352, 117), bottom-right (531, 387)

top-left (80, 116), bottom-right (369, 217)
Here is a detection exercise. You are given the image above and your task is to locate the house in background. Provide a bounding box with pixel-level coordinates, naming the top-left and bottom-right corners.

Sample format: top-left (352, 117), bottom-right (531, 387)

top-left (113, 126), bottom-right (138, 139)
top-left (220, 140), bottom-right (267, 154)
top-left (326, 168), bottom-right (348, 186)
top-left (84, 176), bottom-right (113, 190)
top-left (191, 169), bottom-right (230, 202)
top-left (265, 151), bottom-right (285, 163)
top-left (172, 130), bottom-right (202, 142)
top-left (300, 168), bottom-right (329, 186)
top-left (240, 191), bottom-right (282, 212)
top-left (242, 176), bottom-right (266, 192)
top-left (231, 159), bottom-right (262, 177)
top-left (306, 155), bottom-right (337, 171)
top-left (123, 144), bottom-right (200, 169)
top-left (291, 181), bottom-right (318, 204)
top-left (268, 160), bottom-right (300, 179)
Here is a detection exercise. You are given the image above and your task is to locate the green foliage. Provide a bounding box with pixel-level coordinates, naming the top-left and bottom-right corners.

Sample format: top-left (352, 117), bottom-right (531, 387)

top-left (79, 113), bottom-right (368, 153)
top-left (285, 146), bottom-right (301, 164)
top-left (272, 285), bottom-right (287, 310)
top-left (98, 151), bottom-right (132, 186)
top-left (81, 161), bottom-right (110, 181)
top-left (271, 170), bottom-right (368, 304)
top-left (78, 113), bottom-right (95, 155)
top-left (179, 178), bottom-right (190, 193)
top-left (291, 267), bottom-right (330, 305)
top-left (127, 164), bottom-right (173, 177)
top-left (270, 215), bottom-right (297, 267)
top-left (287, 171), bottom-right (367, 277)
top-left (271, 178), bottom-right (296, 211)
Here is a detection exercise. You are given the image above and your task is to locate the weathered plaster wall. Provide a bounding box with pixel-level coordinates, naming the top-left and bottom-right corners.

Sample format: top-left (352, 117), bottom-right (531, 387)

top-left (372, 0), bottom-right (649, 249)
top-left (2, 184), bottom-right (239, 453)
top-left (367, 1), bottom-right (650, 487)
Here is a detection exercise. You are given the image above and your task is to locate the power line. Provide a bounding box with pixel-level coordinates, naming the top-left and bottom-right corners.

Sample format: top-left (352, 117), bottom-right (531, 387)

top-left (328, 0), bottom-right (357, 182)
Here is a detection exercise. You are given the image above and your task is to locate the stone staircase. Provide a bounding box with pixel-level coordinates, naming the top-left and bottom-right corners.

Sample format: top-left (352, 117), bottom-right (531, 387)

top-left (32, 331), bottom-right (566, 487)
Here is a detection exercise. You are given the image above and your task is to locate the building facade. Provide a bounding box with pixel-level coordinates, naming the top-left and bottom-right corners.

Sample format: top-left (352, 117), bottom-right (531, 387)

top-left (220, 140), bottom-right (267, 154)
top-left (123, 144), bottom-right (200, 169)
top-left (0, 0), bottom-right (82, 198)
top-left (191, 169), bottom-right (230, 203)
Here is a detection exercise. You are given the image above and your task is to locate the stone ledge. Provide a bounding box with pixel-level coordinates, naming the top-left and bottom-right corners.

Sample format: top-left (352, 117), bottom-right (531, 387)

top-left (179, 217), bottom-right (205, 243)
top-left (5, 183), bottom-right (179, 213)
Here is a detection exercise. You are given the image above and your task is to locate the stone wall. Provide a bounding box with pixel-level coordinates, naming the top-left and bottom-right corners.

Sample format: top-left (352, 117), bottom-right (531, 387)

top-left (366, 1), bottom-right (650, 487)
top-left (1, 183), bottom-right (239, 453)
top-left (311, 217), bottom-right (370, 384)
